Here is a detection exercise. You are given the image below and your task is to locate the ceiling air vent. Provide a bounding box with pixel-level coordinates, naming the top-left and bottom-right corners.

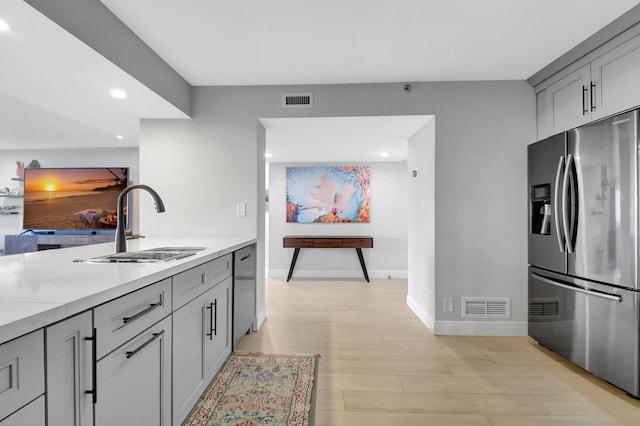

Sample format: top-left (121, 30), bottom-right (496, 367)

top-left (282, 92), bottom-right (313, 109)
top-left (462, 297), bottom-right (511, 319)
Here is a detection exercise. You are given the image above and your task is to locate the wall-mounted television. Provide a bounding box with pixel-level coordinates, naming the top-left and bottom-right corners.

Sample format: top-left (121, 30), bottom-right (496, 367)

top-left (23, 167), bottom-right (129, 232)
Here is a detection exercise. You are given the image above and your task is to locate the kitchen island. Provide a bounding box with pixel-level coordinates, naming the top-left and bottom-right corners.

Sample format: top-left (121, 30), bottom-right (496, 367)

top-left (0, 236), bottom-right (256, 425)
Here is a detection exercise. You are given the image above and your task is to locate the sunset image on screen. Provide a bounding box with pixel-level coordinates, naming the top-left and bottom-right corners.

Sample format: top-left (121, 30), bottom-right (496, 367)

top-left (23, 168), bottom-right (128, 230)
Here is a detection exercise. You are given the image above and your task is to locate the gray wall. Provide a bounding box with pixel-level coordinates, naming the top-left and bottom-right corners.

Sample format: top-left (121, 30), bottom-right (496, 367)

top-left (139, 81), bottom-right (535, 333)
top-left (268, 161), bottom-right (408, 279)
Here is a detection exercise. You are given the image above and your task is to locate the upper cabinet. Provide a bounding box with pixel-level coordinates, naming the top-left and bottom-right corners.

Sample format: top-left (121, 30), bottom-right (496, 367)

top-left (591, 34), bottom-right (640, 120)
top-left (536, 32), bottom-right (640, 140)
top-left (537, 64), bottom-right (591, 139)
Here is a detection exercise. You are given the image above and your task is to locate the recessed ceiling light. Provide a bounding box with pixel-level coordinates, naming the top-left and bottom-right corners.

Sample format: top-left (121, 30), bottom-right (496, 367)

top-left (0, 19), bottom-right (10, 32)
top-left (110, 88), bottom-right (127, 99)
top-left (264, 152), bottom-right (273, 158)
top-left (380, 151), bottom-right (390, 158)
top-left (116, 135), bottom-right (124, 140)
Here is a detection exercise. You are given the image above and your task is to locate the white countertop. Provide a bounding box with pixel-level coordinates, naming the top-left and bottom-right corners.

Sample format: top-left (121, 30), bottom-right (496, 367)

top-left (0, 236), bottom-right (256, 345)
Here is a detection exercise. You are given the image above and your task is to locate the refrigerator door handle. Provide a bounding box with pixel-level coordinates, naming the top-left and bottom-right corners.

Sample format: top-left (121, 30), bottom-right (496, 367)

top-left (562, 154), bottom-right (575, 253)
top-left (554, 155), bottom-right (566, 252)
top-left (568, 154), bottom-right (579, 252)
top-left (531, 272), bottom-right (622, 302)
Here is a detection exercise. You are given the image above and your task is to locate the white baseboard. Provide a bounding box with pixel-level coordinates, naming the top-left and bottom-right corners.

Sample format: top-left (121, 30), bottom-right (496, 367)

top-left (269, 269), bottom-right (408, 280)
top-left (434, 320), bottom-right (528, 336)
top-left (406, 293), bottom-right (435, 329)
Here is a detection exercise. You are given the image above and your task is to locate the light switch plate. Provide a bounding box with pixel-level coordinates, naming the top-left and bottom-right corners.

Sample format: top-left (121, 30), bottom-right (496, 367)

top-left (236, 202), bottom-right (246, 216)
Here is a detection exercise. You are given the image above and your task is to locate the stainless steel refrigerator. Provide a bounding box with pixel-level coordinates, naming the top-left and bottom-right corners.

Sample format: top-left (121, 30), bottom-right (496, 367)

top-left (528, 109), bottom-right (640, 398)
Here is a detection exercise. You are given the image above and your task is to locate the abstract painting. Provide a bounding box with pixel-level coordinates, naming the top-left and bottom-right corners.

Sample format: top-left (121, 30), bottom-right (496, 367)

top-left (286, 166), bottom-right (370, 223)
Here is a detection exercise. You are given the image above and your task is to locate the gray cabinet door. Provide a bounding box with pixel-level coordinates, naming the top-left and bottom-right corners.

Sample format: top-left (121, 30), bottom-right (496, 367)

top-left (0, 330), bottom-right (44, 421)
top-left (46, 311), bottom-right (94, 426)
top-left (207, 277), bottom-right (232, 383)
top-left (0, 395), bottom-right (45, 426)
top-left (173, 277), bottom-right (233, 425)
top-left (591, 33), bottom-right (640, 120)
top-left (95, 316), bottom-right (172, 426)
top-left (543, 64), bottom-right (591, 136)
top-left (172, 288), bottom-right (213, 425)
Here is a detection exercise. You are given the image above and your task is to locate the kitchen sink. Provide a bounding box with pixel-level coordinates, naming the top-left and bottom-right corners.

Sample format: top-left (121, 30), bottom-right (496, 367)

top-left (79, 247), bottom-right (207, 263)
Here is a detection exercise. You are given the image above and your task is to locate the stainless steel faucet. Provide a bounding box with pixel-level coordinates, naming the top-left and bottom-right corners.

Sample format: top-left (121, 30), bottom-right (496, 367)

top-left (115, 184), bottom-right (166, 253)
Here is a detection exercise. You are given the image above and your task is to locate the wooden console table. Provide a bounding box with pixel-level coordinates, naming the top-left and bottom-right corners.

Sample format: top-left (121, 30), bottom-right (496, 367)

top-left (283, 235), bottom-right (373, 282)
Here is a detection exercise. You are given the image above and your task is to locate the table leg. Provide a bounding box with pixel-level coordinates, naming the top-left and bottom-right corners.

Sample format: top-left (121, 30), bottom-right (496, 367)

top-left (287, 248), bottom-right (301, 282)
top-left (355, 248), bottom-right (370, 282)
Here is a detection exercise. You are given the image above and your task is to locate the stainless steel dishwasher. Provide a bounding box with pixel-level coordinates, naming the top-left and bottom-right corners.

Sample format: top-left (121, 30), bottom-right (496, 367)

top-left (233, 244), bottom-right (256, 348)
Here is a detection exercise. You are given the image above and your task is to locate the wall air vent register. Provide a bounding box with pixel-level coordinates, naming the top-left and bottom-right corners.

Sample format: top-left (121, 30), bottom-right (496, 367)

top-left (282, 92), bottom-right (313, 109)
top-left (461, 297), bottom-right (511, 319)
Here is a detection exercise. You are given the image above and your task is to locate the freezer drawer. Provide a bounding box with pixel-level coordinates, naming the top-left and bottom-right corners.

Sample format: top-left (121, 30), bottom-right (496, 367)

top-left (529, 267), bottom-right (640, 397)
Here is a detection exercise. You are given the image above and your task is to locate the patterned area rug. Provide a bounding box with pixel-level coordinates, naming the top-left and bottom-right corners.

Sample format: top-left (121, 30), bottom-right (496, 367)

top-left (185, 353), bottom-right (320, 426)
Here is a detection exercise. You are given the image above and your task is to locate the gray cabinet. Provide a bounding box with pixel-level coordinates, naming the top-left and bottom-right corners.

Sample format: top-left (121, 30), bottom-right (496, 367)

top-left (45, 311), bottom-right (94, 426)
top-left (537, 64), bottom-right (591, 139)
top-left (537, 33), bottom-right (640, 140)
top-left (0, 330), bottom-right (44, 422)
top-left (0, 246), bottom-right (247, 426)
top-left (0, 395), bottom-right (45, 426)
top-left (233, 244), bottom-right (256, 347)
top-left (94, 315), bottom-right (172, 426)
top-left (591, 33), bottom-right (640, 120)
top-left (172, 276), bottom-right (232, 425)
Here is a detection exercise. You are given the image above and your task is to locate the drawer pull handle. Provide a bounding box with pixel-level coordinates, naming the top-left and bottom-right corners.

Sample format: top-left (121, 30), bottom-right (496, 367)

top-left (206, 300), bottom-right (218, 340)
top-left (240, 254), bottom-right (250, 261)
top-left (122, 300), bottom-right (162, 324)
top-left (125, 331), bottom-right (165, 359)
top-left (84, 328), bottom-right (97, 404)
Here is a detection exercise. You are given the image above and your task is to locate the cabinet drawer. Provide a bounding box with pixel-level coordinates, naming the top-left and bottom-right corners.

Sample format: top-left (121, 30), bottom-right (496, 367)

top-left (0, 330), bottom-right (45, 421)
top-left (94, 279), bottom-right (172, 359)
top-left (314, 239), bottom-right (343, 248)
top-left (284, 238), bottom-right (313, 248)
top-left (210, 253), bottom-right (232, 284)
top-left (342, 238), bottom-right (373, 248)
top-left (173, 255), bottom-right (232, 310)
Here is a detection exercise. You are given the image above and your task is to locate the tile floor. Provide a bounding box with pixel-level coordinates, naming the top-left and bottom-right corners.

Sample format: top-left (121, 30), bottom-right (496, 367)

top-left (235, 278), bottom-right (640, 425)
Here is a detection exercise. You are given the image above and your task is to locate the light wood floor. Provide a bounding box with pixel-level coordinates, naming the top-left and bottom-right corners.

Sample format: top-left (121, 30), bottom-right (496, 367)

top-left (235, 278), bottom-right (640, 425)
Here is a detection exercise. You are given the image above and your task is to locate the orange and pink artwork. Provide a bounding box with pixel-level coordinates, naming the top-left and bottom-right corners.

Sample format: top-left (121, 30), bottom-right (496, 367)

top-left (286, 166), bottom-right (370, 223)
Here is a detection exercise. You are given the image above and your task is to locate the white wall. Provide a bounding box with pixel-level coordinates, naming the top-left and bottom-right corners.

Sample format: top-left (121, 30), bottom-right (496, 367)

top-left (0, 148), bottom-right (139, 251)
top-left (268, 161), bottom-right (408, 280)
top-left (139, 81), bottom-right (534, 334)
top-left (406, 118), bottom-right (436, 328)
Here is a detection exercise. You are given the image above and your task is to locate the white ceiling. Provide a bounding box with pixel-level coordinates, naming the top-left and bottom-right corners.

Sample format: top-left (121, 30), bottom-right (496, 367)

top-left (0, 0), bottom-right (187, 150)
top-left (0, 0), bottom-right (638, 154)
top-left (101, 0), bottom-right (639, 85)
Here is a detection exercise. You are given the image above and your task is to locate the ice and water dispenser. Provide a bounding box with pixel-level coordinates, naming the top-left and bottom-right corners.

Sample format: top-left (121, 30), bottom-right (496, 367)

top-left (531, 184), bottom-right (551, 235)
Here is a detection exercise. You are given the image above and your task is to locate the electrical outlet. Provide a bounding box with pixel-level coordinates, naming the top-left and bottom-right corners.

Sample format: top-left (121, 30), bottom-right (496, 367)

top-left (443, 298), bottom-right (453, 312)
top-left (236, 202), bottom-right (246, 216)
